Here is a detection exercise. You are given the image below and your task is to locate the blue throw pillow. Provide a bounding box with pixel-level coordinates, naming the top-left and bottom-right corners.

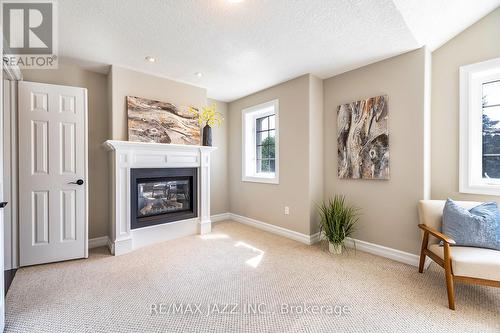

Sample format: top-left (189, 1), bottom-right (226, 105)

top-left (442, 199), bottom-right (500, 251)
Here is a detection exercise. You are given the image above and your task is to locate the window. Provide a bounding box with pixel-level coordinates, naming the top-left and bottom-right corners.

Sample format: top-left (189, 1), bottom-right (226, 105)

top-left (482, 80), bottom-right (500, 180)
top-left (256, 114), bottom-right (276, 173)
top-left (460, 58), bottom-right (500, 195)
top-left (242, 100), bottom-right (279, 184)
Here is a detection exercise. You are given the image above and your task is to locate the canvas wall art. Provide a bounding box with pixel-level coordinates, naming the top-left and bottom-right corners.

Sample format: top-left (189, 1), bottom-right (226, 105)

top-left (127, 96), bottom-right (201, 145)
top-left (337, 95), bottom-right (389, 180)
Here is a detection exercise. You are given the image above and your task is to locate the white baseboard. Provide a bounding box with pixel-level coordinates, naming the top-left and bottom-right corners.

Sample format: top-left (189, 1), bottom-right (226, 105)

top-left (310, 232), bottom-right (321, 244)
top-left (224, 212), bottom-right (431, 269)
top-left (211, 213), bottom-right (232, 222)
top-left (107, 237), bottom-right (115, 254)
top-left (89, 236), bottom-right (110, 249)
top-left (228, 213), bottom-right (317, 245)
top-left (344, 237), bottom-right (431, 268)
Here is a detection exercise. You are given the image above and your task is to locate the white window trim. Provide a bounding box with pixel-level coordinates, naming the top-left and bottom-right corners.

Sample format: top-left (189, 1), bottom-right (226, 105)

top-left (459, 57), bottom-right (500, 195)
top-left (242, 99), bottom-right (279, 184)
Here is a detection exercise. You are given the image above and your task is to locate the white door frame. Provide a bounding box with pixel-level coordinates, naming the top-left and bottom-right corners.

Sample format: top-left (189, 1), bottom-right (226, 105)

top-left (3, 78), bottom-right (18, 270)
top-left (0, 67), bottom-right (6, 333)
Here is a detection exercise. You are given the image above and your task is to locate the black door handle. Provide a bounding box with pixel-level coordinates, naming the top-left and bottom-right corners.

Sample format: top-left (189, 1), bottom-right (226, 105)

top-left (0, 202), bottom-right (7, 208)
top-left (69, 179), bottom-right (84, 185)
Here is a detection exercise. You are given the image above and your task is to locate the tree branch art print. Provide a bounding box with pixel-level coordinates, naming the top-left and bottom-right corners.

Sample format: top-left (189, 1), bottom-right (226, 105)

top-left (127, 96), bottom-right (201, 145)
top-left (337, 95), bottom-right (389, 180)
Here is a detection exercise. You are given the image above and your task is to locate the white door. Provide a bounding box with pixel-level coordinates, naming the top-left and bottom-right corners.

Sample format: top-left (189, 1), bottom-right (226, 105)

top-left (18, 81), bottom-right (88, 266)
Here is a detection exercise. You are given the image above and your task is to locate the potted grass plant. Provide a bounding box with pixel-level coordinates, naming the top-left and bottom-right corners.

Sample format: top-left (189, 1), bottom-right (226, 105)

top-left (318, 195), bottom-right (359, 254)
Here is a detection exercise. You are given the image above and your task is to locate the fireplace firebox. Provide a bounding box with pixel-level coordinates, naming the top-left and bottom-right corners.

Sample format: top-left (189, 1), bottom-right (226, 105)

top-left (130, 168), bottom-right (197, 229)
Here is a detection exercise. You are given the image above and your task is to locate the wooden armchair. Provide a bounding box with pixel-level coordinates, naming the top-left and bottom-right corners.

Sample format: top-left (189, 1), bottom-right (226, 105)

top-left (417, 200), bottom-right (500, 310)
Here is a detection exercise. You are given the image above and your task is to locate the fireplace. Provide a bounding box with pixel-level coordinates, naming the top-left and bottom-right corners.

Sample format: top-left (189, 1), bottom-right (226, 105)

top-left (104, 140), bottom-right (216, 255)
top-left (130, 168), bottom-right (198, 229)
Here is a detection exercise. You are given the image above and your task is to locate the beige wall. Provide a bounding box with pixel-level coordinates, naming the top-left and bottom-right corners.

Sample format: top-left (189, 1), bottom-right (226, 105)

top-left (207, 99), bottom-right (229, 214)
top-left (228, 74), bottom-right (322, 235)
top-left (323, 47), bottom-right (429, 254)
top-left (22, 62), bottom-right (110, 238)
top-left (109, 66), bottom-right (207, 141)
top-left (431, 7), bottom-right (500, 204)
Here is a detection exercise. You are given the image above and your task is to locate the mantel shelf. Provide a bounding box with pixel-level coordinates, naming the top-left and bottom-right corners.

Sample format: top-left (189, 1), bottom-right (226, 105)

top-left (103, 140), bottom-right (217, 152)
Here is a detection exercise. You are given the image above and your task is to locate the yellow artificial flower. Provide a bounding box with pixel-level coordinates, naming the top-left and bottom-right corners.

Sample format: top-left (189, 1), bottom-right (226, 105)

top-left (188, 103), bottom-right (224, 127)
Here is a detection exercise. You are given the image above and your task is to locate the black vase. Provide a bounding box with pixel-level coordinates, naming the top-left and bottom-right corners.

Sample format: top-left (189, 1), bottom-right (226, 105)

top-left (202, 124), bottom-right (212, 146)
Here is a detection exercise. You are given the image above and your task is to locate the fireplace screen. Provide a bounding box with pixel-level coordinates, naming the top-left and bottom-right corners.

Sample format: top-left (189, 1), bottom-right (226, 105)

top-left (130, 168), bottom-right (197, 230)
top-left (137, 179), bottom-right (191, 218)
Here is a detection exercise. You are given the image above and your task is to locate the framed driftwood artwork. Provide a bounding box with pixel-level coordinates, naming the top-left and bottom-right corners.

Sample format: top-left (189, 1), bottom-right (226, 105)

top-left (337, 95), bottom-right (389, 180)
top-left (127, 96), bottom-right (201, 145)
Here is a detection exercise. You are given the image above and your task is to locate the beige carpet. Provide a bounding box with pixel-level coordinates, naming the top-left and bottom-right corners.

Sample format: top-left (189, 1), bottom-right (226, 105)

top-left (5, 221), bottom-right (500, 333)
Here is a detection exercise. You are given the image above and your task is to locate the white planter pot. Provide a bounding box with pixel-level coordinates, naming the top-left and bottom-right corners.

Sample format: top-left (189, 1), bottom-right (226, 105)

top-left (328, 242), bottom-right (343, 254)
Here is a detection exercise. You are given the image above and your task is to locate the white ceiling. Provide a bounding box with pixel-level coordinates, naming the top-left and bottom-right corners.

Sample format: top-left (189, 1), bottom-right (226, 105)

top-left (58, 0), bottom-right (500, 102)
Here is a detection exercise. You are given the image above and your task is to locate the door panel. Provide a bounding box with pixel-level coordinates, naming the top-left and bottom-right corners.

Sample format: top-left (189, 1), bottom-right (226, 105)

top-left (60, 95), bottom-right (76, 113)
top-left (19, 81), bottom-right (87, 266)
top-left (31, 92), bottom-right (48, 112)
top-left (32, 190), bottom-right (49, 244)
top-left (60, 122), bottom-right (76, 174)
top-left (60, 189), bottom-right (76, 241)
top-left (31, 120), bottom-right (49, 174)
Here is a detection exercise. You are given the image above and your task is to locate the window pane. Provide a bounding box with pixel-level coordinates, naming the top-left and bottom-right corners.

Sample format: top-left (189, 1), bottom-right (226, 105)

top-left (261, 143), bottom-right (269, 159)
top-left (262, 132), bottom-right (274, 158)
top-left (483, 105), bottom-right (500, 132)
top-left (261, 159), bottom-right (270, 172)
top-left (269, 115), bottom-right (276, 130)
top-left (483, 106), bottom-right (500, 155)
top-left (256, 159), bottom-right (262, 173)
top-left (256, 146), bottom-right (263, 159)
top-left (257, 116), bottom-right (269, 131)
top-left (263, 139), bottom-right (275, 158)
top-left (256, 130), bottom-right (268, 145)
top-left (483, 155), bottom-right (500, 179)
top-left (482, 81), bottom-right (500, 179)
top-left (483, 80), bottom-right (500, 107)
top-left (256, 117), bottom-right (263, 131)
top-left (269, 159), bottom-right (275, 172)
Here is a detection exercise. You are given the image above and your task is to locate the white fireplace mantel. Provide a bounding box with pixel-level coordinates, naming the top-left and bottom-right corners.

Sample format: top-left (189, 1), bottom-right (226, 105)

top-left (103, 140), bottom-right (217, 255)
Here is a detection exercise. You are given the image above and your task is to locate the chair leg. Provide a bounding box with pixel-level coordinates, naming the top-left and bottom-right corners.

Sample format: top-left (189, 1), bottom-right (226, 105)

top-left (443, 243), bottom-right (455, 310)
top-left (444, 266), bottom-right (455, 310)
top-left (418, 231), bottom-right (429, 273)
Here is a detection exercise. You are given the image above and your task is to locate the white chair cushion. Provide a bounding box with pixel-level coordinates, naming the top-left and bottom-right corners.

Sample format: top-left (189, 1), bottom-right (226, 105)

top-left (429, 244), bottom-right (500, 281)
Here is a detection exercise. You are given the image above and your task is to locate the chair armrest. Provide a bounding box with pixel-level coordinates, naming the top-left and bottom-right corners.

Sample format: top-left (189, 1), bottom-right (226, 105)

top-left (418, 224), bottom-right (456, 245)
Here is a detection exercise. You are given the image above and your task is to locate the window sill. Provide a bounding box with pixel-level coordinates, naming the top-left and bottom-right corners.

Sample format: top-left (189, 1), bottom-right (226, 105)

top-left (242, 175), bottom-right (279, 185)
top-left (459, 183), bottom-right (500, 196)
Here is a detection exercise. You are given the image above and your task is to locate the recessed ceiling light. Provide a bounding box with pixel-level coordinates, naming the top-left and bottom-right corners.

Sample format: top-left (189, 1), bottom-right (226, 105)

top-left (195, 72), bottom-right (203, 77)
top-left (145, 56), bottom-right (156, 63)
